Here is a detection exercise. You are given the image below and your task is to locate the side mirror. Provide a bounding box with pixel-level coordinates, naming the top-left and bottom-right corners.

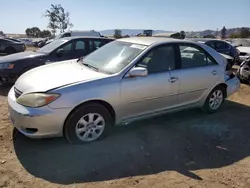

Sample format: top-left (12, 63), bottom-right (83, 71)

top-left (127, 67), bottom-right (148, 77)
top-left (56, 48), bottom-right (64, 57)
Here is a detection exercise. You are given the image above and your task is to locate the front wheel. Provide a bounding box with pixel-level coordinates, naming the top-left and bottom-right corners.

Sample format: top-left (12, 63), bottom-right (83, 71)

top-left (202, 86), bottom-right (225, 114)
top-left (64, 103), bottom-right (113, 144)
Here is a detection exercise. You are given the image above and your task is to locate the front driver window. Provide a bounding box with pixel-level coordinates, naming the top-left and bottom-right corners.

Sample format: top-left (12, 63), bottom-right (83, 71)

top-left (137, 45), bottom-right (176, 74)
top-left (62, 42), bottom-right (72, 52)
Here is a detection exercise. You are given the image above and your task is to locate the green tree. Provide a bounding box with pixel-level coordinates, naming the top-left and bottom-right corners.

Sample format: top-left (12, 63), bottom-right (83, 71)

top-left (25, 27), bottom-right (41, 37)
top-left (40, 30), bottom-right (52, 38)
top-left (239, 27), bottom-right (250, 38)
top-left (203, 34), bottom-right (216, 38)
top-left (44, 4), bottom-right (73, 35)
top-left (114, 29), bottom-right (122, 38)
top-left (228, 33), bottom-right (240, 39)
top-left (221, 26), bottom-right (227, 39)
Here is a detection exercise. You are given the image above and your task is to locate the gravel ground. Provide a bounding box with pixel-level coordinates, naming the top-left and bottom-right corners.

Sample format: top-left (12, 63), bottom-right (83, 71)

top-left (0, 83), bottom-right (250, 188)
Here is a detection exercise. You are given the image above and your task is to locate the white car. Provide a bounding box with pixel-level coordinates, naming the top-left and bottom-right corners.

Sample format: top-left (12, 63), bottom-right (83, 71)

top-left (237, 46), bottom-right (250, 62)
top-left (46, 30), bottom-right (101, 45)
top-left (18, 38), bottom-right (34, 46)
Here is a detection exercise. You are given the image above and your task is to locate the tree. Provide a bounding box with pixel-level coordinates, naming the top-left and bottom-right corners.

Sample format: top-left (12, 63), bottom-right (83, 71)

top-left (44, 4), bottom-right (73, 35)
top-left (114, 29), bottom-right (122, 39)
top-left (0, 31), bottom-right (6, 37)
top-left (180, 31), bottom-right (186, 39)
top-left (221, 26), bottom-right (227, 39)
top-left (25, 27), bottom-right (41, 38)
top-left (240, 27), bottom-right (250, 38)
top-left (203, 34), bottom-right (216, 38)
top-left (40, 30), bottom-right (52, 38)
top-left (228, 33), bottom-right (240, 39)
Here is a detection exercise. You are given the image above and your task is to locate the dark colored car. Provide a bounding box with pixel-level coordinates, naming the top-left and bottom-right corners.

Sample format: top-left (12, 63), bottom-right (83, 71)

top-left (189, 39), bottom-right (240, 65)
top-left (0, 36), bottom-right (114, 84)
top-left (0, 38), bottom-right (26, 54)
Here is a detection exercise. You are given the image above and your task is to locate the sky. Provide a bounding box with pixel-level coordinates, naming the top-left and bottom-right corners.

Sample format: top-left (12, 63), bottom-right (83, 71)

top-left (1, 0), bottom-right (250, 34)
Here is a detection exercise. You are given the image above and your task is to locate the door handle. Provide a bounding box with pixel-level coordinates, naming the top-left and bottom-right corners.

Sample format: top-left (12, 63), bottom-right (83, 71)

top-left (169, 77), bottom-right (178, 83)
top-left (211, 70), bottom-right (217, 75)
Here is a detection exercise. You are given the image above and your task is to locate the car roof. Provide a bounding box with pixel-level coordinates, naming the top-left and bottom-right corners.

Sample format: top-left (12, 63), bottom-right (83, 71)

top-left (117, 37), bottom-right (182, 46)
top-left (117, 37), bottom-right (199, 46)
top-left (62, 36), bottom-right (114, 40)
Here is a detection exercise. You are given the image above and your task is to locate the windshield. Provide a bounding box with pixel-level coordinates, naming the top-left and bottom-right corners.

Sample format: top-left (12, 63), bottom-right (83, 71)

top-left (82, 41), bottom-right (147, 74)
top-left (37, 39), bottom-right (69, 53)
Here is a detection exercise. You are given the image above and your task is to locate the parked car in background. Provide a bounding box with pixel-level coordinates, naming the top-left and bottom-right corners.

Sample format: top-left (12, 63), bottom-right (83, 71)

top-left (45, 30), bottom-right (101, 45)
top-left (0, 36), bottom-right (114, 84)
top-left (231, 39), bottom-right (250, 63)
top-left (5, 38), bottom-right (24, 44)
top-left (8, 37), bottom-right (240, 144)
top-left (0, 38), bottom-right (25, 54)
top-left (17, 38), bottom-right (34, 46)
top-left (189, 38), bottom-right (240, 65)
top-left (236, 57), bottom-right (250, 83)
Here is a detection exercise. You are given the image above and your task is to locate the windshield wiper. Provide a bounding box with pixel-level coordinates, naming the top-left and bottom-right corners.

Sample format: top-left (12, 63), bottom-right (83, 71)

top-left (82, 62), bottom-right (99, 71)
top-left (77, 56), bottom-right (84, 62)
top-left (77, 56), bottom-right (99, 71)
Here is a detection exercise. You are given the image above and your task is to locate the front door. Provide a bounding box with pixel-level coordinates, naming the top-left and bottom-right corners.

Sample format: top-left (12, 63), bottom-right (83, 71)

top-left (171, 43), bottom-right (221, 106)
top-left (45, 41), bottom-right (74, 64)
top-left (120, 44), bottom-right (179, 120)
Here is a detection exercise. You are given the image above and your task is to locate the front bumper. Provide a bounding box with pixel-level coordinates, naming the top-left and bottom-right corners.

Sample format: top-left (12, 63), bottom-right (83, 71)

top-left (225, 74), bottom-right (240, 97)
top-left (8, 87), bottom-right (72, 138)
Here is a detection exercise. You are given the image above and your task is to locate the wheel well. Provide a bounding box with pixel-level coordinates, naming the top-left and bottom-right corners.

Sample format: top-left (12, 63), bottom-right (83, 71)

top-left (216, 83), bottom-right (227, 97)
top-left (64, 99), bottom-right (116, 128)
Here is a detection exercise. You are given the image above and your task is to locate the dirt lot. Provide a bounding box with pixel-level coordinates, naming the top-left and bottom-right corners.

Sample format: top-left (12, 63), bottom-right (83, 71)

top-left (0, 83), bottom-right (250, 188)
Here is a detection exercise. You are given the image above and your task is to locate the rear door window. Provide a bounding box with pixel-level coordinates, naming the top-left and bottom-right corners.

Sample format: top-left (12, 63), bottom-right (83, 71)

top-left (179, 44), bottom-right (218, 69)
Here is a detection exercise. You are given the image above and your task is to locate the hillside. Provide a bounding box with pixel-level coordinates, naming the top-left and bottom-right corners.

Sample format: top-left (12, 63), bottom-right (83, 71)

top-left (100, 29), bottom-right (174, 36)
top-left (100, 28), bottom-right (250, 37)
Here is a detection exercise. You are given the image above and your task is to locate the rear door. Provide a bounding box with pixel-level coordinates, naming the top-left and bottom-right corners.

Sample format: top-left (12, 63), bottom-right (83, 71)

top-left (71, 39), bottom-right (88, 59)
top-left (170, 43), bottom-right (221, 106)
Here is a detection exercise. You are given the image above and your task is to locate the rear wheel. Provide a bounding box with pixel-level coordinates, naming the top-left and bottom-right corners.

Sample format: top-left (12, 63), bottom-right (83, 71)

top-left (5, 47), bottom-right (16, 54)
top-left (202, 86), bottom-right (225, 114)
top-left (64, 103), bottom-right (113, 144)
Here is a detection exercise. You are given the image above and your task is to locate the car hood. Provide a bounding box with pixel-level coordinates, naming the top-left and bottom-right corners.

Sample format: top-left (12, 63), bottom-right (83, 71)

top-left (15, 59), bottom-right (108, 94)
top-left (237, 47), bottom-right (250, 53)
top-left (0, 51), bottom-right (45, 63)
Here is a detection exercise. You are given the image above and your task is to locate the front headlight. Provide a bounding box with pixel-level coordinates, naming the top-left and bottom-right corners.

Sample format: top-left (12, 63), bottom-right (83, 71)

top-left (16, 93), bottom-right (60, 108)
top-left (0, 63), bottom-right (14, 69)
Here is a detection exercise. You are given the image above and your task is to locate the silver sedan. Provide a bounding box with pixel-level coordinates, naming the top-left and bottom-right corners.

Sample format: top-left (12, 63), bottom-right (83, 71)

top-left (8, 37), bottom-right (240, 144)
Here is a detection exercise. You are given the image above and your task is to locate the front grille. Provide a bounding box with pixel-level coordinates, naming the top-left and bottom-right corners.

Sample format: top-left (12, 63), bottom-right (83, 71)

top-left (14, 87), bottom-right (23, 99)
top-left (240, 52), bottom-right (247, 56)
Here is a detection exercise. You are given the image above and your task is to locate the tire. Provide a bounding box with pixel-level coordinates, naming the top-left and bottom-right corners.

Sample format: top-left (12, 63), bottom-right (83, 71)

top-left (5, 47), bottom-right (16, 54)
top-left (64, 103), bottom-right (113, 144)
top-left (202, 86), bottom-right (225, 114)
top-left (236, 69), bottom-right (249, 84)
